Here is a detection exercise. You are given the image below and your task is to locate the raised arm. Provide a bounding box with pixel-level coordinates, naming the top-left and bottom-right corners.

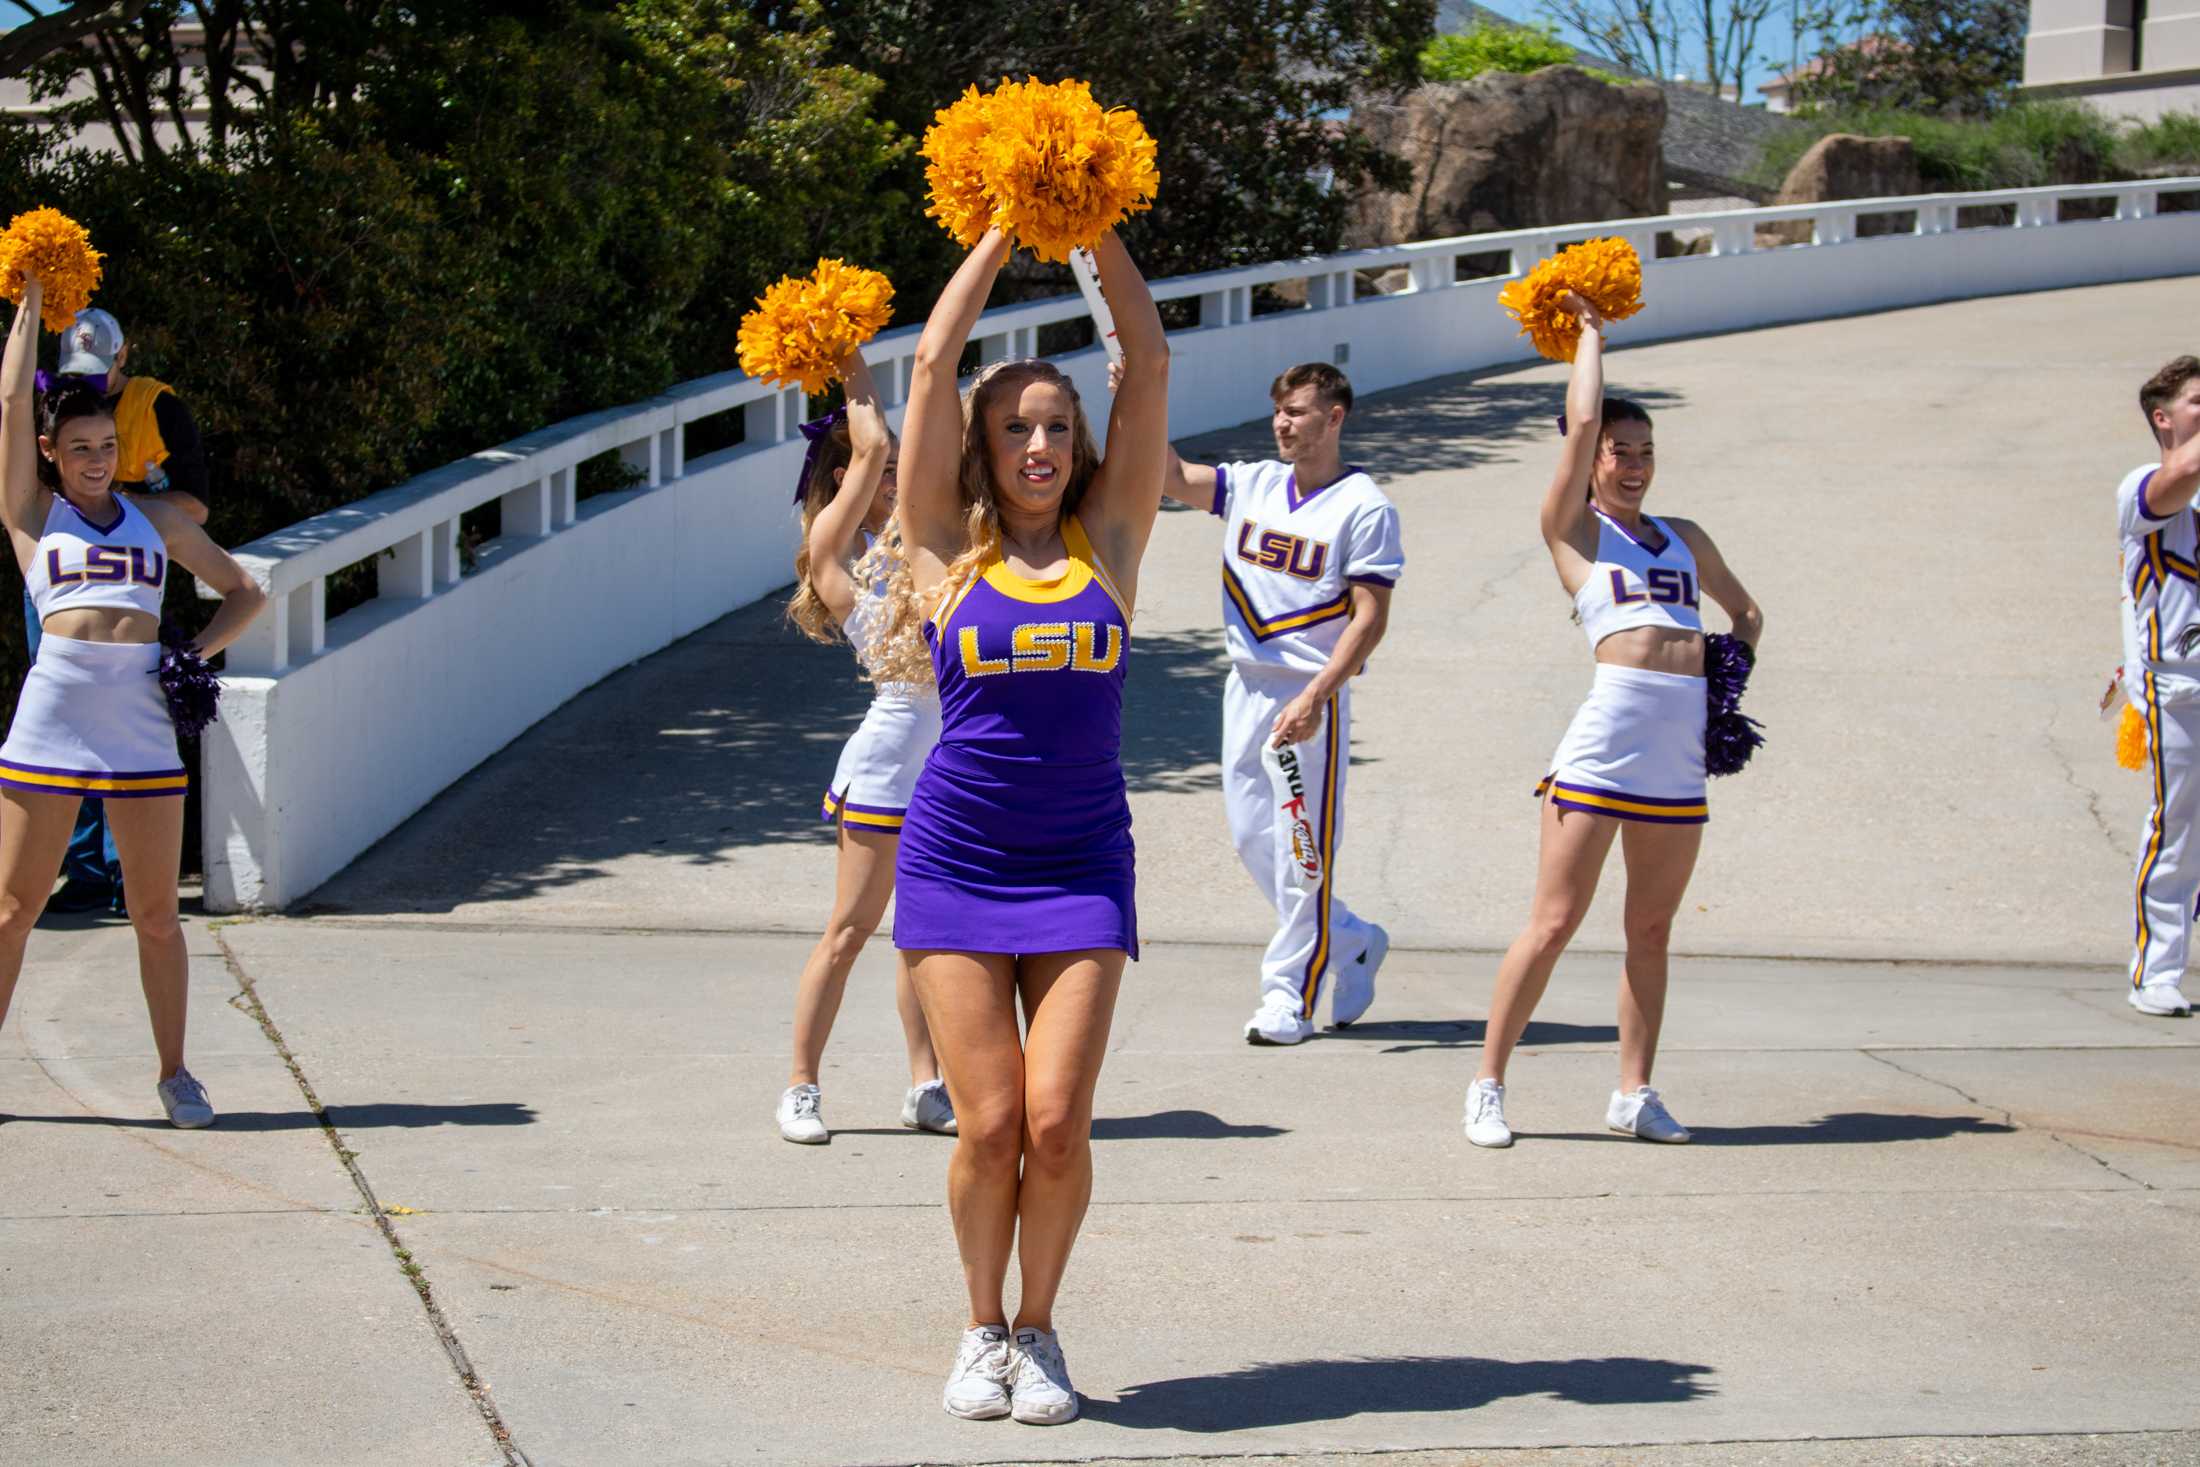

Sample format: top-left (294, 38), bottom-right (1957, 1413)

top-left (803, 352), bottom-right (892, 626)
top-left (2150, 428), bottom-right (2200, 517)
top-left (1540, 293), bottom-right (1606, 556)
top-left (1107, 360), bottom-right (1218, 513)
top-left (901, 230), bottom-right (1009, 581)
top-left (1079, 230), bottom-right (1171, 589)
top-left (2, 275), bottom-right (47, 549)
top-left (1672, 518), bottom-right (1763, 651)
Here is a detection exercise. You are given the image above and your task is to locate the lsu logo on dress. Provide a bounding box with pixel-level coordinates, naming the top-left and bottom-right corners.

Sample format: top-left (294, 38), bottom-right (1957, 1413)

top-left (48, 546), bottom-right (165, 588)
top-left (958, 620), bottom-right (1123, 678)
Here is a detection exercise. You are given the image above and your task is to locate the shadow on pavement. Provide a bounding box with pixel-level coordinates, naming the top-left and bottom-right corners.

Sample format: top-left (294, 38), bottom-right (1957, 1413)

top-left (1321, 1018), bottom-right (1619, 1053)
top-left (1088, 1352), bottom-right (1713, 1432)
top-left (1690, 1112), bottom-right (2019, 1145)
top-left (1175, 377), bottom-right (1688, 480)
top-left (1533, 1113), bottom-right (2019, 1146)
top-left (1, 1102), bottom-right (537, 1130)
top-left (309, 608), bottom-right (1231, 914)
top-left (1091, 1109), bottom-right (1288, 1141)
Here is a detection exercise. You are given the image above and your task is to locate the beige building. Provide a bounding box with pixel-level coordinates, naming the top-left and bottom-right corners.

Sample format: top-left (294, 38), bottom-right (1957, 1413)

top-left (2023, 0), bottom-right (2200, 120)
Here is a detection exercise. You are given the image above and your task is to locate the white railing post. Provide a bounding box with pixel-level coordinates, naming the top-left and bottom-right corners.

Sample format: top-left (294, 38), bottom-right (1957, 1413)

top-left (619, 433), bottom-right (658, 488)
top-left (659, 424), bottom-right (683, 483)
top-left (2120, 187), bottom-right (2157, 221)
top-left (551, 465), bottom-right (577, 528)
top-left (285, 579), bottom-right (325, 662)
top-left (434, 518), bottom-right (460, 588)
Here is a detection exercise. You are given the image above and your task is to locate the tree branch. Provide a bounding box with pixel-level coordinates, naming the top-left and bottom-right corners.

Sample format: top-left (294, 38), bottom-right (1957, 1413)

top-left (0, 0), bottom-right (152, 80)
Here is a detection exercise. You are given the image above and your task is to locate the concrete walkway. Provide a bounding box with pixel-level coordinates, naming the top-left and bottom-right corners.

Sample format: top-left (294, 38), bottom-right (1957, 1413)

top-left (4, 280), bottom-right (2197, 1466)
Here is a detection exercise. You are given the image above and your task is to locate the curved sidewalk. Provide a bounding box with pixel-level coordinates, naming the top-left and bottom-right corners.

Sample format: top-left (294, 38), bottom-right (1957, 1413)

top-left (3, 280), bottom-right (2195, 1466)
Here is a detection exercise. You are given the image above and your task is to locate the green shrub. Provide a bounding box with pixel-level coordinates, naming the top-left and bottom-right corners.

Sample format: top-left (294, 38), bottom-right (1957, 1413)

top-left (1420, 23), bottom-right (1580, 83)
top-left (2117, 111), bottom-right (2200, 173)
top-left (1748, 101), bottom-right (2121, 192)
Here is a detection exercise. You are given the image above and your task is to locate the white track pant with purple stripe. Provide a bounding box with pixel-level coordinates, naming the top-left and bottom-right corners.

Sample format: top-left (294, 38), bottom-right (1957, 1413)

top-left (2130, 674), bottom-right (2200, 996)
top-left (1223, 666), bottom-right (1374, 1020)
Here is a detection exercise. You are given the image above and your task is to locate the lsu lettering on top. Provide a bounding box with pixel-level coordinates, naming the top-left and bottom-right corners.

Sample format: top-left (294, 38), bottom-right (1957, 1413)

top-left (1212, 460), bottom-right (1405, 675)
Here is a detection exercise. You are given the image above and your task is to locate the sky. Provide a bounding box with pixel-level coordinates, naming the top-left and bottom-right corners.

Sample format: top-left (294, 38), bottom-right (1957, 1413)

top-left (1474, 0), bottom-right (1807, 105)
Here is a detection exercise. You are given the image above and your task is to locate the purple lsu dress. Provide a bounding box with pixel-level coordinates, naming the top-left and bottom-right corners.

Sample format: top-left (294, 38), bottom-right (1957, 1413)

top-left (894, 515), bottom-right (1138, 958)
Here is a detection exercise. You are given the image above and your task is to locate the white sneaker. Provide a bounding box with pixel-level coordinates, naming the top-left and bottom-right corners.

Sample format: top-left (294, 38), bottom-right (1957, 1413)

top-left (1463, 1077), bottom-right (1512, 1148)
top-left (1332, 923), bottom-right (1388, 1027)
top-left (2130, 984), bottom-right (2192, 1017)
top-left (1010, 1325), bottom-right (1079, 1425)
top-left (942, 1324), bottom-right (1014, 1420)
top-left (776, 1084), bottom-right (828, 1144)
top-left (156, 1067), bottom-right (214, 1129)
top-left (1243, 999), bottom-right (1314, 1046)
top-left (902, 1079), bottom-right (958, 1134)
top-left (1608, 1085), bottom-right (1690, 1143)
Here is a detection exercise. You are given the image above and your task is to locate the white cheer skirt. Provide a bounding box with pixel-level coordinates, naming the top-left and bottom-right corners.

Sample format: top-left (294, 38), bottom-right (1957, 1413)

top-left (819, 688), bottom-right (941, 833)
top-left (0, 634), bottom-right (185, 799)
top-left (1537, 663), bottom-right (1707, 825)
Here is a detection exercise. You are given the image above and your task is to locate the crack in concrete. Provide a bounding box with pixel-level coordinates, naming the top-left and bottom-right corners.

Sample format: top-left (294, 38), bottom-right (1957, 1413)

top-left (2042, 702), bottom-right (2124, 856)
top-left (212, 927), bottom-right (533, 1467)
top-left (2045, 1132), bottom-right (2158, 1190)
top-left (1860, 1050), bottom-right (2016, 1125)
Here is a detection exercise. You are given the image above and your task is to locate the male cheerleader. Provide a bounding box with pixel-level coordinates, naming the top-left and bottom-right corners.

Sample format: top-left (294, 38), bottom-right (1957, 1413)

top-left (2120, 353), bottom-right (2200, 1017)
top-left (1159, 363), bottom-right (1405, 1044)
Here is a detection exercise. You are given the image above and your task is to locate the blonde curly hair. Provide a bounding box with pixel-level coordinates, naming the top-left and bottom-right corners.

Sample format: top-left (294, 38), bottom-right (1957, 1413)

top-left (786, 417), bottom-right (934, 688)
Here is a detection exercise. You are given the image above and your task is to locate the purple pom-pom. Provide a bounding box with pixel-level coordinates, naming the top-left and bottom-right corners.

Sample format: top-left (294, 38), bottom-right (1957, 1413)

top-left (1703, 632), bottom-right (1762, 777)
top-left (156, 622), bottom-right (223, 740)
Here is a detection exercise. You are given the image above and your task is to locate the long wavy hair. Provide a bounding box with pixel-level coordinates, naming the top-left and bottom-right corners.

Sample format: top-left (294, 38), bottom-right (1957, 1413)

top-left (787, 416), bottom-right (855, 647)
top-left (868, 359), bottom-right (1104, 670)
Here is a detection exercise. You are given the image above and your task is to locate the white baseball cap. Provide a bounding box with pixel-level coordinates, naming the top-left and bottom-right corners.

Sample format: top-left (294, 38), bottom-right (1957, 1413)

top-left (57, 308), bottom-right (123, 378)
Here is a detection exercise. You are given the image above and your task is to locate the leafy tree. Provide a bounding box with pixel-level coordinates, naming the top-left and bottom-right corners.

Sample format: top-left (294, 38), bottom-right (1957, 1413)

top-left (800, 0), bottom-right (1438, 295)
top-left (1791, 0), bottom-right (2026, 117)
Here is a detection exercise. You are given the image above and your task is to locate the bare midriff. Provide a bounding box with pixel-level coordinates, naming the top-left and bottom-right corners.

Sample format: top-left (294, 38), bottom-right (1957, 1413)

top-left (1593, 623), bottom-right (1704, 676)
top-left (41, 606), bottom-right (158, 645)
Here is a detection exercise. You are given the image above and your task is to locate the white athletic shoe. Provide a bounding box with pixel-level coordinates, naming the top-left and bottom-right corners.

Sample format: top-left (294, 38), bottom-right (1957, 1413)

top-left (156, 1067), bottom-right (214, 1129)
top-left (776, 1084), bottom-right (828, 1144)
top-left (1331, 923), bottom-right (1389, 1028)
top-left (942, 1324), bottom-right (1014, 1420)
top-left (2129, 984), bottom-right (2192, 1017)
top-left (1010, 1325), bottom-right (1079, 1425)
top-left (1463, 1077), bottom-right (1512, 1148)
top-left (1607, 1085), bottom-right (1691, 1143)
top-left (902, 1079), bottom-right (958, 1134)
top-left (1244, 999), bottom-right (1314, 1046)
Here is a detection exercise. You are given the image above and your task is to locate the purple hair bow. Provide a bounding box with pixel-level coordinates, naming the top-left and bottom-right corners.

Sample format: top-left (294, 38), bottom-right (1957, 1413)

top-left (793, 406), bottom-right (848, 504)
top-left (34, 369), bottom-right (104, 398)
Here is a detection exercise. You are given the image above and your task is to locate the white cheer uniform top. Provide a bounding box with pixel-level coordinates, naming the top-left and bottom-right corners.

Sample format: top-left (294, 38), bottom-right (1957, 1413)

top-left (1573, 509), bottom-right (1702, 651)
top-left (2119, 463), bottom-right (2200, 699)
top-left (26, 493), bottom-right (168, 621)
top-left (1213, 460), bottom-right (1404, 676)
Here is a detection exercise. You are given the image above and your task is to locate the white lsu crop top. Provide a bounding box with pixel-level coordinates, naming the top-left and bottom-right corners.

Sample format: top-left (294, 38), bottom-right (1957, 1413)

top-left (1572, 508), bottom-right (1703, 650)
top-left (26, 493), bottom-right (168, 621)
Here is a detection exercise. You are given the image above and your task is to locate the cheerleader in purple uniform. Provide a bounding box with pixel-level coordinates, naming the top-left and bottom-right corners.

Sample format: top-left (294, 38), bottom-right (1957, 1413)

top-left (889, 227), bottom-right (1169, 1425)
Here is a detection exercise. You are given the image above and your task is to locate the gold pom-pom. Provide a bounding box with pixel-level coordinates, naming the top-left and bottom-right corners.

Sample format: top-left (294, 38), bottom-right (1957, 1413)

top-left (2117, 702), bottom-right (2149, 772)
top-left (922, 77), bottom-right (1160, 263)
top-left (0, 208), bottom-right (103, 331)
top-left (736, 258), bottom-right (895, 397)
top-left (1497, 236), bottom-right (1646, 363)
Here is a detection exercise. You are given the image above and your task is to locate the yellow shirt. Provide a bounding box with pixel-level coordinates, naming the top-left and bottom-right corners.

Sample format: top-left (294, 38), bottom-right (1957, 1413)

top-left (111, 376), bottom-right (173, 485)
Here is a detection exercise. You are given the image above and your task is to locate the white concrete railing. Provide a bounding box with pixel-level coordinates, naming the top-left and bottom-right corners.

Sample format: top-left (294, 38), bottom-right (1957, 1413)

top-left (199, 177), bottom-right (2200, 910)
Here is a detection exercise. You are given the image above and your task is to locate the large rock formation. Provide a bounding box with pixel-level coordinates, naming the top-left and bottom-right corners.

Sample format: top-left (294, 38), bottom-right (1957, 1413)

top-left (1345, 66), bottom-right (1667, 246)
top-left (1760, 133), bottom-right (1922, 244)
top-left (1774, 133), bottom-right (1922, 206)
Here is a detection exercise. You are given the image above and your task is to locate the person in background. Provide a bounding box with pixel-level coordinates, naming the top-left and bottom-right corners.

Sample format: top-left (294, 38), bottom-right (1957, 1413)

top-left (32, 308), bottom-right (209, 916)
